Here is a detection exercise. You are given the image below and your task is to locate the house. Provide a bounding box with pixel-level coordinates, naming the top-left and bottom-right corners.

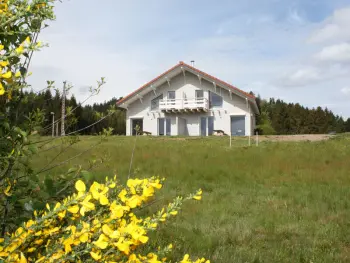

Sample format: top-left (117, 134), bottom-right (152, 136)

top-left (116, 61), bottom-right (259, 136)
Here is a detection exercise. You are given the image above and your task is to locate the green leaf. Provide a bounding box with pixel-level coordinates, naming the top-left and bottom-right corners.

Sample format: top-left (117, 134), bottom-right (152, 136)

top-left (67, 167), bottom-right (78, 174)
top-left (81, 170), bottom-right (93, 181)
top-left (44, 177), bottom-right (54, 193)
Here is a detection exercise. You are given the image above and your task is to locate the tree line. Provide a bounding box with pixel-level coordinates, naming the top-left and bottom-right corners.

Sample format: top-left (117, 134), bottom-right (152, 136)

top-left (255, 96), bottom-right (350, 135)
top-left (13, 89), bottom-right (126, 135)
top-left (12, 89), bottom-right (350, 136)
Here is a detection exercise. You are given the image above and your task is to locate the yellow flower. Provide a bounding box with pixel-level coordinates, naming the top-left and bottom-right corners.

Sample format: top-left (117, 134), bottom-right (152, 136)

top-left (115, 237), bottom-right (132, 255)
top-left (0, 83), bottom-right (4, 96)
top-left (89, 182), bottom-right (110, 205)
top-left (20, 252), bottom-right (27, 263)
top-left (118, 189), bottom-right (127, 203)
top-left (1, 71), bottom-right (11, 79)
top-left (75, 180), bottom-right (86, 193)
top-left (80, 195), bottom-right (95, 216)
top-left (93, 234), bottom-right (109, 249)
top-left (90, 251), bottom-right (101, 260)
top-left (58, 210), bottom-right (66, 219)
top-left (139, 235), bottom-right (149, 244)
top-left (193, 195), bottom-right (202, 201)
top-left (15, 45), bottom-right (24, 55)
top-left (79, 233), bottom-right (89, 243)
top-left (0, 61), bottom-right (9, 67)
top-left (170, 211), bottom-right (178, 216)
top-left (4, 184), bottom-right (11, 196)
top-left (15, 71), bottom-right (21, 78)
top-left (67, 205), bottom-right (79, 214)
top-left (0, 45), bottom-right (4, 50)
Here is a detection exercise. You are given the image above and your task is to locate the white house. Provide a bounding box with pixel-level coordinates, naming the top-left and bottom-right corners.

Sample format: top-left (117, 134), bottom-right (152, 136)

top-left (116, 61), bottom-right (259, 136)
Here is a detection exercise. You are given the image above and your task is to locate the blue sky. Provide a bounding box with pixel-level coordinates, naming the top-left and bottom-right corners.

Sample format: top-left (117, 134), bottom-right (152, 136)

top-left (29, 0), bottom-right (350, 117)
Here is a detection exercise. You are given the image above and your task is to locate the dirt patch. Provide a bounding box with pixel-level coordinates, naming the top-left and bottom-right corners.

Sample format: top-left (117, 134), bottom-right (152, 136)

top-left (258, 134), bottom-right (333, 142)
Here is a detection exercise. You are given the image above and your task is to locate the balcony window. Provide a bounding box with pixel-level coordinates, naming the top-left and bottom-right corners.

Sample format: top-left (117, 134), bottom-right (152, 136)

top-left (195, 90), bottom-right (204, 99)
top-left (209, 91), bottom-right (223, 108)
top-left (151, 94), bottom-right (163, 110)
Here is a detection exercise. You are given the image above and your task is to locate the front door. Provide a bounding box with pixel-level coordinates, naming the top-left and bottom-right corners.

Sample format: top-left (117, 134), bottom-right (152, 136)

top-left (131, 119), bottom-right (143, 136)
top-left (200, 116), bottom-right (214, 136)
top-left (158, 118), bottom-right (171, 136)
top-left (231, 116), bottom-right (245, 136)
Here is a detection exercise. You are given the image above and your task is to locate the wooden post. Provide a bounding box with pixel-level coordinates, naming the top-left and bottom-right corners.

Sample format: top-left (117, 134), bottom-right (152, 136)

top-left (61, 82), bottom-right (66, 136)
top-left (230, 134), bottom-right (232, 148)
top-left (256, 131), bottom-right (259, 146)
top-left (51, 112), bottom-right (54, 137)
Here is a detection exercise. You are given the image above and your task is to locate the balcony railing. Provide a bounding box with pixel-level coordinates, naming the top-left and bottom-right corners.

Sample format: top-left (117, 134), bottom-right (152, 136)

top-left (159, 98), bottom-right (209, 112)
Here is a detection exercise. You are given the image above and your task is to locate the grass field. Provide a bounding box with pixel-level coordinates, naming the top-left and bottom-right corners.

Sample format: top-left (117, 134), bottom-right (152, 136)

top-left (32, 135), bottom-right (350, 263)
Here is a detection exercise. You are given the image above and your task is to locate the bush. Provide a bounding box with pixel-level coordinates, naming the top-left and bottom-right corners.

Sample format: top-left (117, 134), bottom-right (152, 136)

top-left (0, 176), bottom-right (208, 263)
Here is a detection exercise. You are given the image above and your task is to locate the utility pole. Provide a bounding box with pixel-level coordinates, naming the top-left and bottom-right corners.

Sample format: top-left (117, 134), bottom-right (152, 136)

top-left (61, 81), bottom-right (66, 136)
top-left (50, 112), bottom-right (55, 137)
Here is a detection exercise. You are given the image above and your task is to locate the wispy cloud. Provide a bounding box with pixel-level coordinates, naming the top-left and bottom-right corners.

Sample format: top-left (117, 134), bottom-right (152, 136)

top-left (308, 7), bottom-right (350, 43)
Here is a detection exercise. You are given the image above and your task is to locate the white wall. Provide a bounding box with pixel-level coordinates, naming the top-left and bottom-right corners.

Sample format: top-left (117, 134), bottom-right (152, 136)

top-left (126, 71), bottom-right (253, 136)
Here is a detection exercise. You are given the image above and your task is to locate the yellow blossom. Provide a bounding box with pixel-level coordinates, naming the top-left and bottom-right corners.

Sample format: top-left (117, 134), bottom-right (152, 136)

top-left (75, 180), bottom-right (86, 192)
top-left (0, 61), bottom-right (9, 67)
top-left (0, 83), bottom-right (4, 96)
top-left (67, 205), bottom-right (79, 214)
top-left (93, 234), bottom-right (109, 249)
top-left (1, 71), bottom-right (11, 79)
top-left (90, 251), bottom-right (101, 260)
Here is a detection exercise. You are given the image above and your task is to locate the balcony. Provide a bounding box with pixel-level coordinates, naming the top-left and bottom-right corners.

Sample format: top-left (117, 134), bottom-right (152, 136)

top-left (159, 98), bottom-right (209, 113)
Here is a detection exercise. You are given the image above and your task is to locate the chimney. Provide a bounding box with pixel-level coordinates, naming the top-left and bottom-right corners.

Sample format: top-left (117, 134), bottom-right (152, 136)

top-left (191, 60), bottom-right (195, 67)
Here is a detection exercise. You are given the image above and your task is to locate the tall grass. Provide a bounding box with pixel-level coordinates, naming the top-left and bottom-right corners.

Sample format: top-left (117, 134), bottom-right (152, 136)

top-left (32, 135), bottom-right (350, 262)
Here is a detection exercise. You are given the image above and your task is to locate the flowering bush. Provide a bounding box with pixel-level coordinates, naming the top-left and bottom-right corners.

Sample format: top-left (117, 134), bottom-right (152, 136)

top-left (0, 176), bottom-right (209, 263)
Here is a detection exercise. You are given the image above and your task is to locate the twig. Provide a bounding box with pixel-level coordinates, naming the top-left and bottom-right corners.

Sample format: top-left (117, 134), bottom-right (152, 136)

top-left (29, 111), bottom-right (115, 147)
top-left (31, 142), bottom-right (100, 177)
top-left (1, 160), bottom-right (14, 237)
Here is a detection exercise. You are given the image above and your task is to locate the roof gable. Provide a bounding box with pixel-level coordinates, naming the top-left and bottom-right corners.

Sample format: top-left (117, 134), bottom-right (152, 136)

top-left (117, 61), bottom-right (258, 113)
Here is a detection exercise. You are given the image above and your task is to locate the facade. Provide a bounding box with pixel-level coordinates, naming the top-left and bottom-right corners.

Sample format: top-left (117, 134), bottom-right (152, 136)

top-left (116, 61), bottom-right (259, 136)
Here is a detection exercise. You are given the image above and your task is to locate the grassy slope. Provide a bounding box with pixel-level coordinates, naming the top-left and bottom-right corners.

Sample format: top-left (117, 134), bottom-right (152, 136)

top-left (32, 135), bottom-right (350, 263)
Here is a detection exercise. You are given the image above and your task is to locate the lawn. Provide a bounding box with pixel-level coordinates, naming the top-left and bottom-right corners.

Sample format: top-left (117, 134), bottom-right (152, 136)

top-left (31, 135), bottom-right (350, 263)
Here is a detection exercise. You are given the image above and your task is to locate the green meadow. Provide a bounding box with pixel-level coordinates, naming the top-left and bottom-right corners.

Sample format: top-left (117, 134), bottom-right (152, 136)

top-left (32, 135), bottom-right (350, 263)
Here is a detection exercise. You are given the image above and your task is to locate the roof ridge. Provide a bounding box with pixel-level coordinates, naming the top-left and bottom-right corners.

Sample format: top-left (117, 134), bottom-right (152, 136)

top-left (117, 61), bottom-right (255, 105)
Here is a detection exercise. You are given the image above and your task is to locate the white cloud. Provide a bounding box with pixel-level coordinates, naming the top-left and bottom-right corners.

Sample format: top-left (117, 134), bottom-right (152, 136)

top-left (315, 42), bottom-right (350, 62)
top-left (276, 67), bottom-right (323, 87)
top-left (341, 87), bottom-right (350, 95)
top-left (308, 7), bottom-right (350, 43)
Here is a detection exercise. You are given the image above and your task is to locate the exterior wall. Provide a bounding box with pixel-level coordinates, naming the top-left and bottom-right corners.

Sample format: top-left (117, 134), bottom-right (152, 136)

top-left (126, 71), bottom-right (253, 136)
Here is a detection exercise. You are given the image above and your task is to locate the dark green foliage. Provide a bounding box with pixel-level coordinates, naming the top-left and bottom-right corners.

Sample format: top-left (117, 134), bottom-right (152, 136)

top-left (255, 96), bottom-right (349, 135)
top-left (11, 89), bottom-right (126, 135)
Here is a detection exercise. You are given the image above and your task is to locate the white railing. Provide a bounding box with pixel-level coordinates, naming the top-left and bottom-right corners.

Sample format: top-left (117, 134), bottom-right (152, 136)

top-left (159, 98), bottom-right (209, 111)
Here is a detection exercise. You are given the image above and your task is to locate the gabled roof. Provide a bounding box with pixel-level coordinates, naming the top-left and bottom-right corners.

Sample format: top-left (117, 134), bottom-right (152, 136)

top-left (117, 61), bottom-right (257, 110)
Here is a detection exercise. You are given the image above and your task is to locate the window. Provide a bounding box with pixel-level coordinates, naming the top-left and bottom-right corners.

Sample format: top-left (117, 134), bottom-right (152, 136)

top-left (151, 94), bottom-right (163, 110)
top-left (167, 91), bottom-right (176, 100)
top-left (200, 116), bottom-right (214, 136)
top-left (209, 91), bottom-right (223, 108)
top-left (195, 90), bottom-right (204, 99)
top-left (158, 118), bottom-right (171, 136)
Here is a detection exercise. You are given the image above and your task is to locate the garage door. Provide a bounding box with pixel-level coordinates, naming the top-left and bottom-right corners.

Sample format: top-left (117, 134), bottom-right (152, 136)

top-left (231, 116), bottom-right (245, 136)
